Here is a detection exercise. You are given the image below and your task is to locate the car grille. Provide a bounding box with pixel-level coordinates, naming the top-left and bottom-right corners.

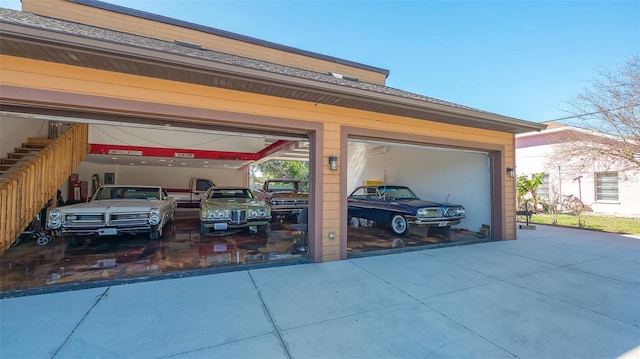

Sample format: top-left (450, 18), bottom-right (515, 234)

top-left (63, 212), bottom-right (149, 227)
top-left (71, 214), bottom-right (103, 222)
top-left (271, 199), bottom-right (309, 207)
top-left (422, 209), bottom-right (443, 217)
top-left (230, 210), bottom-right (246, 224)
top-left (417, 207), bottom-right (464, 219)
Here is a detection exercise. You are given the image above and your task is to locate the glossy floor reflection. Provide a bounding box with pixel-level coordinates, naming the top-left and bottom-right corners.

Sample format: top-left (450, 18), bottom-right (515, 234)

top-left (0, 209), bottom-right (308, 294)
top-left (347, 222), bottom-right (488, 256)
top-left (1, 209), bottom-right (488, 294)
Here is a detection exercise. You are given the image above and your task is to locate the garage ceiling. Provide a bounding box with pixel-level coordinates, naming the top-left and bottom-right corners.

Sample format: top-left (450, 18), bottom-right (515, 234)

top-left (5, 111), bottom-right (309, 170)
top-left (84, 122), bottom-right (309, 169)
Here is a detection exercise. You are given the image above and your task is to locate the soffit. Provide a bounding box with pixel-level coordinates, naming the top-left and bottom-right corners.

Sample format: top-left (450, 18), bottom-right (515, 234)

top-left (0, 11), bottom-right (546, 134)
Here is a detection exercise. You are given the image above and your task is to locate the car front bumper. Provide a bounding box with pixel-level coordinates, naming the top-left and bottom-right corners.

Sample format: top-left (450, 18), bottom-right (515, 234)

top-left (201, 219), bottom-right (270, 231)
top-left (409, 217), bottom-right (464, 227)
top-left (53, 224), bottom-right (154, 237)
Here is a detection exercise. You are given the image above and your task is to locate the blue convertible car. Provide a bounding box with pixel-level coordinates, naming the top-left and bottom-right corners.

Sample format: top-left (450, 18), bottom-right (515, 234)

top-left (347, 185), bottom-right (466, 236)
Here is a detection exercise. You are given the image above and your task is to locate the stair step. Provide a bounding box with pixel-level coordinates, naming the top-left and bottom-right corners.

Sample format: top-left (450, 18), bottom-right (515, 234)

top-left (21, 142), bottom-right (49, 149)
top-left (1, 158), bottom-right (21, 165)
top-left (26, 138), bottom-right (54, 145)
top-left (14, 147), bottom-right (41, 153)
top-left (7, 152), bottom-right (33, 159)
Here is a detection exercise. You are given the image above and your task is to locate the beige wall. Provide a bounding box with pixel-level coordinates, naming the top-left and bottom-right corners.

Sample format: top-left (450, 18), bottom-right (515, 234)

top-left (1, 55), bottom-right (517, 262)
top-left (22, 0), bottom-right (388, 86)
top-left (0, 114), bottom-right (49, 156)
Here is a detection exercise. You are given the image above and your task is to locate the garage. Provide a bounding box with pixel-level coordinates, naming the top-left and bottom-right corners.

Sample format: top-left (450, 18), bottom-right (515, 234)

top-left (346, 138), bottom-right (492, 256)
top-left (0, 112), bottom-right (316, 293)
top-left (1, 1), bottom-right (545, 296)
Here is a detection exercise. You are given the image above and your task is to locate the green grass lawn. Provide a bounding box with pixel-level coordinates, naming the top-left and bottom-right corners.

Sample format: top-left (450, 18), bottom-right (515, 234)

top-left (517, 213), bottom-right (640, 235)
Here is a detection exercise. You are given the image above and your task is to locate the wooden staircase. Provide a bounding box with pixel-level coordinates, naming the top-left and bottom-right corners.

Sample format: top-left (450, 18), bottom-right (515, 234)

top-left (0, 124), bottom-right (89, 254)
top-left (0, 138), bottom-right (54, 178)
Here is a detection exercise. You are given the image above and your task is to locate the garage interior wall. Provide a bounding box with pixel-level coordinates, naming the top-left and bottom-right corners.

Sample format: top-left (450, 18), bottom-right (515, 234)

top-left (0, 115), bottom-right (48, 155)
top-left (347, 142), bottom-right (491, 232)
top-left (73, 162), bottom-right (245, 193)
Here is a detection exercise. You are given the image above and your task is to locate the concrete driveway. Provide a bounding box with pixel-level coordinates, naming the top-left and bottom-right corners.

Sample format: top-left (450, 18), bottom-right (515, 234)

top-left (1, 224), bottom-right (639, 358)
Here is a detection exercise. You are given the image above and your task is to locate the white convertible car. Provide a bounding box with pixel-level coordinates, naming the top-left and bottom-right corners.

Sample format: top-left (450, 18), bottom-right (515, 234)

top-left (47, 185), bottom-right (177, 244)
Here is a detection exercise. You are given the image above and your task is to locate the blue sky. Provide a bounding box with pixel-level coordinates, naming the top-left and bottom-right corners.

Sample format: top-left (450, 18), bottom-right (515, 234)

top-left (2, 0), bottom-right (638, 123)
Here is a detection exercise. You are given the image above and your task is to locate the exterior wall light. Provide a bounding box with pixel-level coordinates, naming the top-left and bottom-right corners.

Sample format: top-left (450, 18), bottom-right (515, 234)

top-left (506, 167), bottom-right (515, 178)
top-left (329, 156), bottom-right (338, 171)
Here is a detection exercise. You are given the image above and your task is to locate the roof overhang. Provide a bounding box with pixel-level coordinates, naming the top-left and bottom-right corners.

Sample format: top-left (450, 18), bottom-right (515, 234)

top-left (0, 19), bottom-right (547, 134)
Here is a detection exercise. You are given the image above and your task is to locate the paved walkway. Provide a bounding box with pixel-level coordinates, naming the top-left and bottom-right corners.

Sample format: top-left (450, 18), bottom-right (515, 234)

top-left (1, 225), bottom-right (639, 358)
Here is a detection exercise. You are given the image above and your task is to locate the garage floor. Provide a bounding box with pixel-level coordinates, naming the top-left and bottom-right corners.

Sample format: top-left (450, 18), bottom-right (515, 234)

top-left (0, 209), bottom-right (485, 294)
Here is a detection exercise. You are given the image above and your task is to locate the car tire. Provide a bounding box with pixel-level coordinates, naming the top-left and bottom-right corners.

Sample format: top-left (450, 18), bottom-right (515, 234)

top-left (36, 233), bottom-right (53, 246)
top-left (150, 230), bottom-right (160, 240)
top-left (257, 224), bottom-right (268, 233)
top-left (390, 214), bottom-right (411, 236)
top-left (200, 222), bottom-right (209, 234)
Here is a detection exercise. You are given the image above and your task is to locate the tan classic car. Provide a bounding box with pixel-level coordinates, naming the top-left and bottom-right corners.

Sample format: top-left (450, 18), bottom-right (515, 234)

top-left (47, 185), bottom-right (177, 244)
top-left (252, 178), bottom-right (308, 221)
top-left (199, 187), bottom-right (271, 234)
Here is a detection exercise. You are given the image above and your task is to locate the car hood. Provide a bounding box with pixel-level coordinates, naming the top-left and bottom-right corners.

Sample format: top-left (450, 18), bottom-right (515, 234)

top-left (58, 200), bottom-right (161, 213)
top-left (399, 199), bottom-right (464, 208)
top-left (351, 198), bottom-right (464, 209)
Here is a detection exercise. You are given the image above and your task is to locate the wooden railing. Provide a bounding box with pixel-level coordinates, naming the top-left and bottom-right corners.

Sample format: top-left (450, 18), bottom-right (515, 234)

top-left (0, 123), bottom-right (89, 254)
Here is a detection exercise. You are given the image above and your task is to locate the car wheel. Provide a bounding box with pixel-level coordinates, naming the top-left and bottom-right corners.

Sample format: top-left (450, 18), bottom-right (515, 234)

top-left (200, 222), bottom-right (209, 234)
top-left (257, 224), bottom-right (268, 233)
top-left (390, 214), bottom-right (411, 236)
top-left (150, 230), bottom-right (160, 240)
top-left (36, 233), bottom-right (53, 246)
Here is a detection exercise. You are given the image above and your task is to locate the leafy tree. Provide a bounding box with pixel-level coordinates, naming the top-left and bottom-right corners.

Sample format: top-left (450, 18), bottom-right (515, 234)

top-left (550, 55), bottom-right (640, 176)
top-left (516, 172), bottom-right (545, 212)
top-left (252, 160), bottom-right (309, 189)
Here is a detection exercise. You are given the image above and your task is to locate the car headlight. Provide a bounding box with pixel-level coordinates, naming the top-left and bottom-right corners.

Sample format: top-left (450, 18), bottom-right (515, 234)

top-left (48, 209), bottom-right (62, 229)
top-left (149, 208), bottom-right (160, 225)
top-left (206, 209), bottom-right (230, 219)
top-left (249, 209), bottom-right (258, 218)
top-left (445, 207), bottom-right (465, 216)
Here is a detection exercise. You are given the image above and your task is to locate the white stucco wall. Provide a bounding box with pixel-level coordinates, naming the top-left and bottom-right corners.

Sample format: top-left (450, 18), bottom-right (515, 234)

top-left (348, 142), bottom-right (492, 233)
top-left (516, 144), bottom-right (640, 217)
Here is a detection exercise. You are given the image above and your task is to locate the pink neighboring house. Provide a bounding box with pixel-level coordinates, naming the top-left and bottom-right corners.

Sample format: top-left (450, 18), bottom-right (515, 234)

top-left (515, 122), bottom-right (639, 218)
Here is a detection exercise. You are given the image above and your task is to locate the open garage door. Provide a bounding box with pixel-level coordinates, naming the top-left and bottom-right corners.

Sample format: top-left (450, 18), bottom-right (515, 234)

top-left (0, 112), bottom-right (313, 294)
top-left (346, 138), bottom-right (492, 256)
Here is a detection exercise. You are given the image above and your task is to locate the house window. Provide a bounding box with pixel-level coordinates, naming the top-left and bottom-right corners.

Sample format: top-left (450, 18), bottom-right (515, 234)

top-left (595, 172), bottom-right (619, 201)
top-left (537, 174), bottom-right (550, 200)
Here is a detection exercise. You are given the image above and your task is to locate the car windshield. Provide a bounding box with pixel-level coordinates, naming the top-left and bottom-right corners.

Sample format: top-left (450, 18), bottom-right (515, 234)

top-left (378, 187), bottom-right (418, 199)
top-left (267, 181), bottom-right (299, 192)
top-left (350, 186), bottom-right (419, 200)
top-left (94, 187), bottom-right (160, 200)
top-left (208, 189), bottom-right (252, 199)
